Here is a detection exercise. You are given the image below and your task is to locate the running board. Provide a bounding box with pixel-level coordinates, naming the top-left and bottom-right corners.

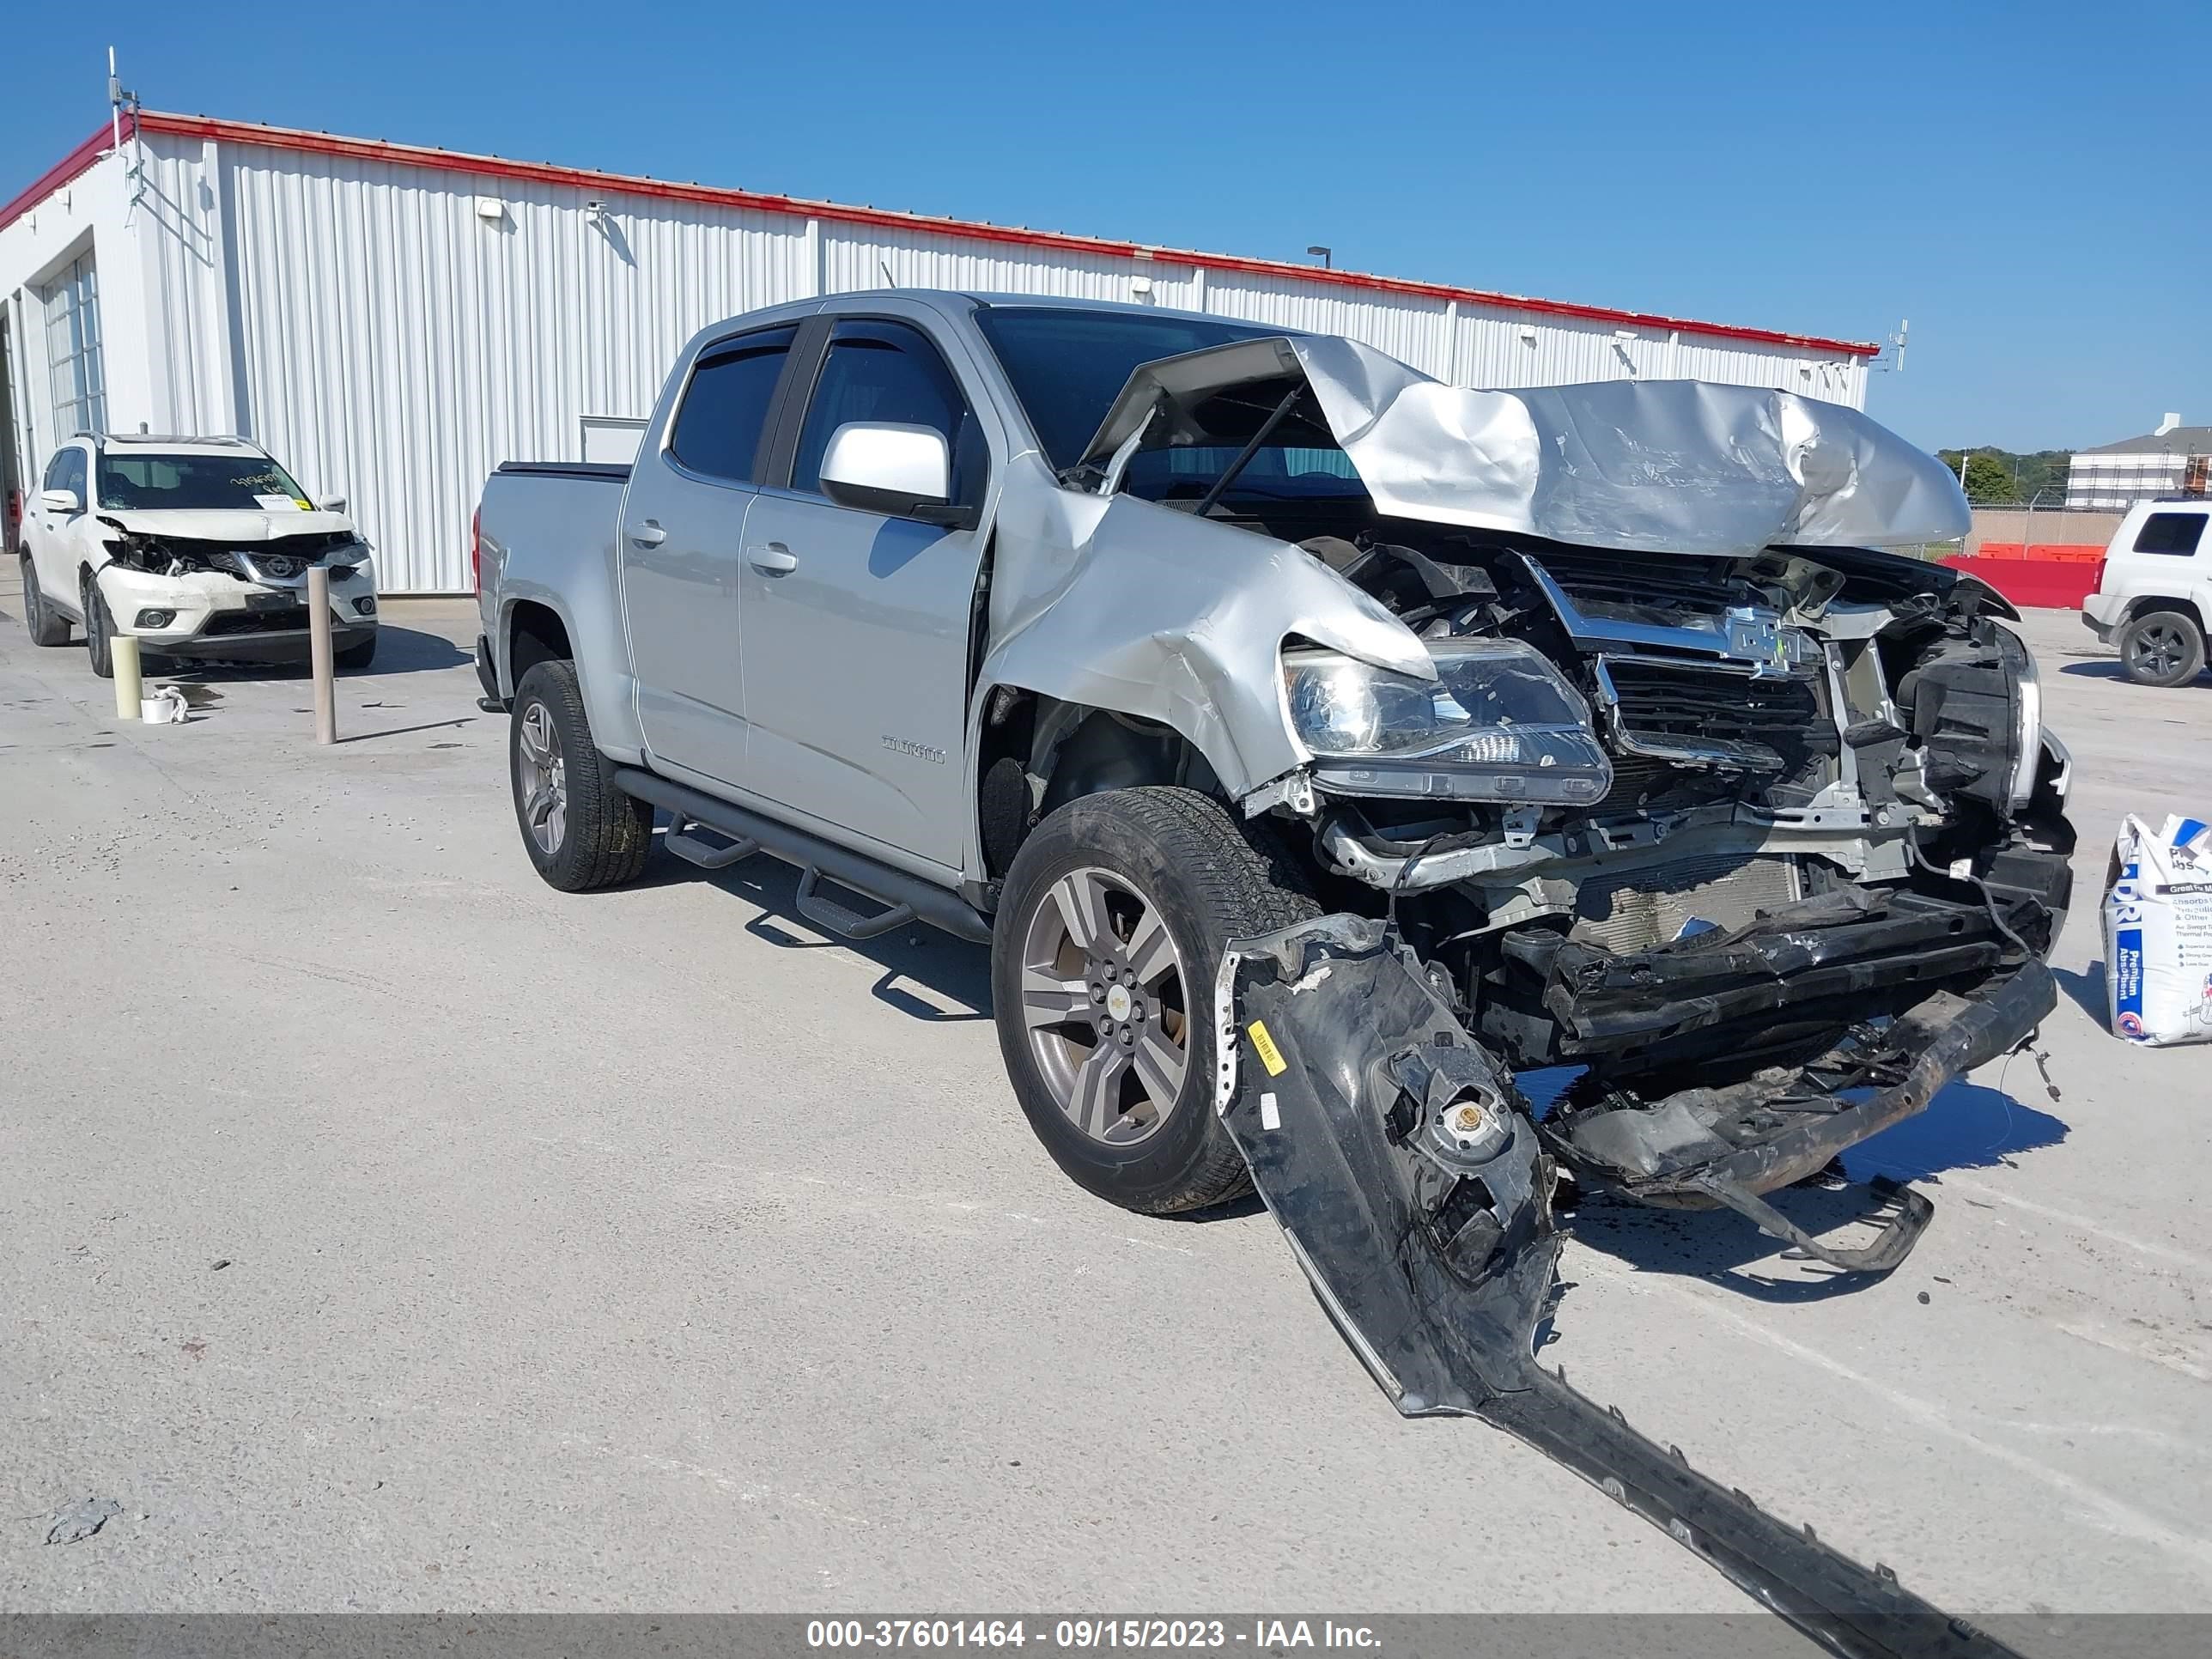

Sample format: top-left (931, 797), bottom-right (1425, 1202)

top-left (794, 868), bottom-right (916, 941)
top-left (612, 767), bottom-right (994, 945)
top-left (664, 816), bottom-right (760, 871)
top-left (1218, 915), bottom-right (2021, 1659)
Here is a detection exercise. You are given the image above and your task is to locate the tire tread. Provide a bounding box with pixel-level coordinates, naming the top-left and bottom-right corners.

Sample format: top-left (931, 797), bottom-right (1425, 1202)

top-left (512, 660), bottom-right (653, 891)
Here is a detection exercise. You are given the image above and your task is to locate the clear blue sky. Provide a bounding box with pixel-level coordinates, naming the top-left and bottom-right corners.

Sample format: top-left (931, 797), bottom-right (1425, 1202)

top-left (5, 0), bottom-right (2203, 454)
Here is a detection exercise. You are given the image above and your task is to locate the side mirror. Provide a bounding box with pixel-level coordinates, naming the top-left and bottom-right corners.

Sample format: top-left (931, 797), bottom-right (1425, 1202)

top-left (315, 495), bottom-right (349, 516)
top-left (40, 487), bottom-right (82, 514)
top-left (818, 422), bottom-right (971, 526)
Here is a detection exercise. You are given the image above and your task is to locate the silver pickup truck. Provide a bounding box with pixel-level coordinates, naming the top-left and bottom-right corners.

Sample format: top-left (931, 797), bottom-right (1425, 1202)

top-left (475, 290), bottom-right (2075, 1243)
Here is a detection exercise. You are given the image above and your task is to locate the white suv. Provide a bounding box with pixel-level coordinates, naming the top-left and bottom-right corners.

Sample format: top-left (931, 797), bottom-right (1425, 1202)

top-left (2081, 499), bottom-right (2212, 686)
top-left (16, 433), bottom-right (378, 678)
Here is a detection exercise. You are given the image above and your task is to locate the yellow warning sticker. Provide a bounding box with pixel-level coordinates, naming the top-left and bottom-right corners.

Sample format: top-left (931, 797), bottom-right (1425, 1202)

top-left (1247, 1019), bottom-right (1287, 1077)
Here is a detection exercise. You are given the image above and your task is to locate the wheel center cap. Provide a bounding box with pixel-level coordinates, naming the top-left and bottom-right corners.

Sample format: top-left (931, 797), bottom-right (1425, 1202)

top-left (1104, 983), bottom-right (1133, 1022)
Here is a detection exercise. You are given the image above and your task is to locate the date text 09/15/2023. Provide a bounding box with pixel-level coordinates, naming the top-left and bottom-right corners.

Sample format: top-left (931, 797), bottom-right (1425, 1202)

top-left (805, 1620), bottom-right (1382, 1650)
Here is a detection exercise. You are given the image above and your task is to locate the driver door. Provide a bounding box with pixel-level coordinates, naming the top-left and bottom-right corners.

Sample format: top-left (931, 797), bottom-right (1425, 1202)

top-left (736, 315), bottom-right (993, 871)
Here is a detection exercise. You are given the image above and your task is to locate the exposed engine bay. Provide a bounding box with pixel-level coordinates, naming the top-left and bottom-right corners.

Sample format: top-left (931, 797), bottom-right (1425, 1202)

top-left (1211, 493), bottom-right (2073, 1254)
top-left (98, 519), bottom-right (368, 580)
top-left (1032, 327), bottom-right (2076, 1272)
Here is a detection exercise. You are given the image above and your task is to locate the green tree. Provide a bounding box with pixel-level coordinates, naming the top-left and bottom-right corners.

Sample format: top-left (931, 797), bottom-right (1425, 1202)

top-left (1962, 451), bottom-right (2021, 503)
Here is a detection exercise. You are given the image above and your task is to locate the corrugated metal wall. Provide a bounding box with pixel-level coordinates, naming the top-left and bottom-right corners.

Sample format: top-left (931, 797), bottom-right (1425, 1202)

top-left (136, 131), bottom-right (1868, 593)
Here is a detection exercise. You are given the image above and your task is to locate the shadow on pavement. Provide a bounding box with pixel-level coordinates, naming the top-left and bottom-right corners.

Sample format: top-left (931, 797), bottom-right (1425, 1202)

top-left (632, 827), bottom-right (994, 1019)
top-left (1568, 1079), bottom-right (2069, 1300)
top-left (151, 625), bottom-right (470, 682)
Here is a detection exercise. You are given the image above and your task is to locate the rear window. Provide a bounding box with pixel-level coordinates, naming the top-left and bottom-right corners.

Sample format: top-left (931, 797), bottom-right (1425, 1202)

top-left (2135, 512), bottom-right (2208, 556)
top-left (669, 325), bottom-right (796, 483)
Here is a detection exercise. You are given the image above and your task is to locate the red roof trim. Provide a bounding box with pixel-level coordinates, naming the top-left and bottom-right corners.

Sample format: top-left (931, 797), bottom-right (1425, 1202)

top-left (15, 112), bottom-right (1881, 358)
top-left (0, 113), bottom-right (136, 235)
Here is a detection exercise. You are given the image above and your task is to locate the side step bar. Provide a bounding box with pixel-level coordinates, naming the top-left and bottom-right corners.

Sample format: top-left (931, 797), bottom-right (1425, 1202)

top-left (611, 767), bottom-right (994, 946)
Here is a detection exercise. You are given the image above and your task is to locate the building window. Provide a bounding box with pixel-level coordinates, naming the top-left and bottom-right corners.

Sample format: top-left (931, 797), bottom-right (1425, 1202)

top-left (42, 252), bottom-right (106, 444)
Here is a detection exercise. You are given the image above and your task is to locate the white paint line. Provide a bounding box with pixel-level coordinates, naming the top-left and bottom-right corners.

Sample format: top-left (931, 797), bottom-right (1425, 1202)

top-left (1574, 1257), bottom-right (2212, 1573)
top-left (1927, 1176), bottom-right (2212, 1277)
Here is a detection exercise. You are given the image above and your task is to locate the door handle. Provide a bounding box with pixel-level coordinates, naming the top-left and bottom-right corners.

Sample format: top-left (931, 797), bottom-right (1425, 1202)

top-left (629, 520), bottom-right (665, 547)
top-left (748, 543), bottom-right (798, 574)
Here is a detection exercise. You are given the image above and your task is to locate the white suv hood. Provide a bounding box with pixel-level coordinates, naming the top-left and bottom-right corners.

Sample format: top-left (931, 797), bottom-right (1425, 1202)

top-left (98, 506), bottom-right (362, 543)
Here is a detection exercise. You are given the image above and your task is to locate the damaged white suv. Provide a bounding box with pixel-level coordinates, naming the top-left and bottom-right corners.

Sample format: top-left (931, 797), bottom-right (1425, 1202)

top-left (17, 433), bottom-right (378, 677)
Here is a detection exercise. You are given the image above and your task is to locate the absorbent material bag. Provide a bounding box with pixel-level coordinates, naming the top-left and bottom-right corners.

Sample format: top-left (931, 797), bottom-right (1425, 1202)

top-left (2105, 814), bottom-right (2212, 1045)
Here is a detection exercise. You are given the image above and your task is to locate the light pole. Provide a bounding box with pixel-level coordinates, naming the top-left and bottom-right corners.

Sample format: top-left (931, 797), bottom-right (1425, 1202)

top-left (1307, 245), bottom-right (1332, 270)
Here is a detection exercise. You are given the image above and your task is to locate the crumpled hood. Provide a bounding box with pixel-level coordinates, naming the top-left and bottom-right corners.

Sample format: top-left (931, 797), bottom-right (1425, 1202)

top-left (1082, 335), bottom-right (1968, 557)
top-left (96, 507), bottom-right (361, 543)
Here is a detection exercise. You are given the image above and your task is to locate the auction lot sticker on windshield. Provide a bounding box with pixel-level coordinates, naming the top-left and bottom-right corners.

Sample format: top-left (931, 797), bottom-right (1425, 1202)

top-left (253, 493), bottom-right (309, 511)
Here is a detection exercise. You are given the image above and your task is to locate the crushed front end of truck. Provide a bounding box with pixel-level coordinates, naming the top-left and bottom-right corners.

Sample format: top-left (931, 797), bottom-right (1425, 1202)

top-left (1007, 338), bottom-right (2079, 1656)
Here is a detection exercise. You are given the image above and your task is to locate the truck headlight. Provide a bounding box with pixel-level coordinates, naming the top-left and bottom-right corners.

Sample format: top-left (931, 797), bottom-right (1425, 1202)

top-left (2006, 632), bottom-right (2042, 813)
top-left (1282, 639), bottom-right (1613, 805)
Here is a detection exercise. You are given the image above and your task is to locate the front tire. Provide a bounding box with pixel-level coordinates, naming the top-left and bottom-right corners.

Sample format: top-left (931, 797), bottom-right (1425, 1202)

top-left (992, 787), bottom-right (1318, 1215)
top-left (82, 574), bottom-right (114, 679)
top-left (2118, 610), bottom-right (2205, 688)
top-left (20, 556), bottom-right (71, 646)
top-left (509, 660), bottom-right (654, 891)
top-left (337, 635), bottom-right (378, 672)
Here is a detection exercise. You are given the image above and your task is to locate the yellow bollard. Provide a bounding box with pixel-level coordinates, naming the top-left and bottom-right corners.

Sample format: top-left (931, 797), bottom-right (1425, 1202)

top-left (112, 635), bottom-right (143, 720)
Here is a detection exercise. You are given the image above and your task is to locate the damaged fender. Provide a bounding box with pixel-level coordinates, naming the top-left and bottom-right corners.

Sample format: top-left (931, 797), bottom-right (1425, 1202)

top-left (1218, 915), bottom-right (2021, 1659)
top-left (975, 453), bottom-right (1433, 801)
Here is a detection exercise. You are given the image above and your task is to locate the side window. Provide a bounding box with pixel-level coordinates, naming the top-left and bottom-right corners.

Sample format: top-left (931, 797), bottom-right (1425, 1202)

top-left (51, 448), bottom-right (88, 503)
top-left (42, 451), bottom-right (71, 492)
top-left (792, 320), bottom-right (984, 510)
top-left (667, 325), bottom-right (796, 483)
top-left (2134, 513), bottom-right (2207, 557)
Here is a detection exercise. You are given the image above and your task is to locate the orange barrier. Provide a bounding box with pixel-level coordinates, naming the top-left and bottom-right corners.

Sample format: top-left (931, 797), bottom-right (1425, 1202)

top-left (1942, 554), bottom-right (2105, 610)
top-left (1971, 542), bottom-right (2106, 562)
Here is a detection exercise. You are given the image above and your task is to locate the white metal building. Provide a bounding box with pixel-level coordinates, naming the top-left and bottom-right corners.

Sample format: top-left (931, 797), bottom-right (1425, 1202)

top-left (2066, 414), bottom-right (2211, 510)
top-left (1, 111), bottom-right (1878, 593)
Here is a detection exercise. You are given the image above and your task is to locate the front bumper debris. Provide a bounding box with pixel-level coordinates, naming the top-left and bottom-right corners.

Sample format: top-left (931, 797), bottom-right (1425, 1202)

top-left (1218, 915), bottom-right (2024, 1659)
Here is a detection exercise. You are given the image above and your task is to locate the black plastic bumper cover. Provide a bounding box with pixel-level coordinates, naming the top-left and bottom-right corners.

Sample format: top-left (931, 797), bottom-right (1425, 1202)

top-left (1220, 916), bottom-right (2022, 1659)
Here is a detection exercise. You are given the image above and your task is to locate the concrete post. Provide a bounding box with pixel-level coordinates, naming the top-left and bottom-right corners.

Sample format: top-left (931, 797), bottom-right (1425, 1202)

top-left (112, 636), bottom-right (142, 720)
top-left (307, 567), bottom-right (335, 744)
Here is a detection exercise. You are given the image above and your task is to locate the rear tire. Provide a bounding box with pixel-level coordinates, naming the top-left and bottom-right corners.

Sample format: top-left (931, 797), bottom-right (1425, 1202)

top-left (2118, 610), bottom-right (2205, 688)
top-left (82, 574), bottom-right (114, 679)
top-left (20, 556), bottom-right (71, 646)
top-left (509, 659), bottom-right (653, 891)
top-left (992, 786), bottom-right (1318, 1215)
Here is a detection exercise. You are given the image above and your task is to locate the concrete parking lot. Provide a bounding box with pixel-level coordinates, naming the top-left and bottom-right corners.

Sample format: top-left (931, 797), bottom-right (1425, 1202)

top-left (3, 575), bottom-right (2208, 1629)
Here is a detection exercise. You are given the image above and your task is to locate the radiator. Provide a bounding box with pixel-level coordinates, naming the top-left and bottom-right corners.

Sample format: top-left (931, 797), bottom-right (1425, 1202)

top-left (1571, 855), bottom-right (1805, 955)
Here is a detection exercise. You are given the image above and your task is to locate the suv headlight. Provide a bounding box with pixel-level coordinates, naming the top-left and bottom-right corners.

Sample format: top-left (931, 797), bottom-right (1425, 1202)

top-left (1282, 639), bottom-right (1613, 805)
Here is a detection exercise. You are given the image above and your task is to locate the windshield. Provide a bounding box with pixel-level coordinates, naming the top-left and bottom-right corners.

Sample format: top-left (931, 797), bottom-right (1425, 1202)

top-left (973, 306), bottom-right (1368, 506)
top-left (96, 453), bottom-right (311, 512)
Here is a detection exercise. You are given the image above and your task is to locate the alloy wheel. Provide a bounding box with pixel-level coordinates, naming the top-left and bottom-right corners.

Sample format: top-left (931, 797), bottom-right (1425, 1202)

top-left (1017, 866), bottom-right (1191, 1147)
top-left (515, 700), bottom-right (568, 857)
top-left (2130, 622), bottom-right (2187, 681)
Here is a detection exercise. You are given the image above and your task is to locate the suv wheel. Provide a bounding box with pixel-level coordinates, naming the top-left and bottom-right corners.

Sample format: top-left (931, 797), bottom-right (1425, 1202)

top-left (2119, 609), bottom-right (2206, 688)
top-left (509, 660), bottom-right (654, 891)
top-left (992, 787), bottom-right (1317, 1215)
top-left (19, 556), bottom-right (71, 646)
top-left (82, 573), bottom-right (114, 679)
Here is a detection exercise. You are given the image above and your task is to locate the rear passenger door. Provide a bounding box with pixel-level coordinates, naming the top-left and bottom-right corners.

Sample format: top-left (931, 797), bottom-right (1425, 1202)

top-left (736, 314), bottom-right (994, 871)
top-left (27, 447), bottom-right (88, 616)
top-left (617, 324), bottom-right (798, 786)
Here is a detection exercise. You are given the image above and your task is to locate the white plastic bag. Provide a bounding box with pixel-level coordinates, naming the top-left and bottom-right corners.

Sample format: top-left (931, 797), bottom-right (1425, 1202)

top-left (140, 684), bottom-right (189, 725)
top-left (2104, 814), bottom-right (2212, 1046)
